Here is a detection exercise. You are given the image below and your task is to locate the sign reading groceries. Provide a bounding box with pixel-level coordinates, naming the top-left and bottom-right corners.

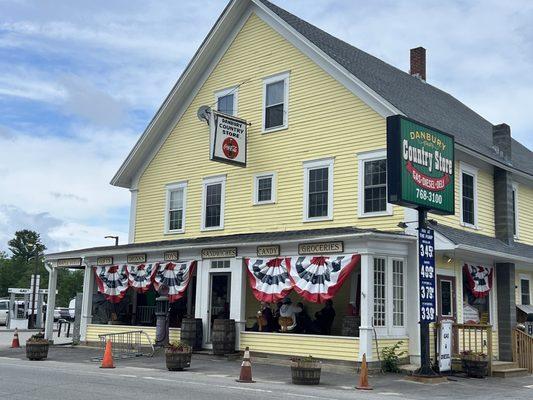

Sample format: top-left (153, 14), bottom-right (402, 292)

top-left (387, 115), bottom-right (455, 215)
top-left (210, 110), bottom-right (247, 167)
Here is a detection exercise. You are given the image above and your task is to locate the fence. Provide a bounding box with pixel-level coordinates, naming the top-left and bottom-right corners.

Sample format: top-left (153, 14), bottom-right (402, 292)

top-left (512, 328), bottom-right (533, 373)
top-left (135, 306), bottom-right (156, 325)
top-left (98, 330), bottom-right (155, 359)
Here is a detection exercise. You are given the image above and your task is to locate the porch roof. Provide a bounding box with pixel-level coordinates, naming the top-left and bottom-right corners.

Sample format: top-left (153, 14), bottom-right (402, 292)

top-left (432, 222), bottom-right (533, 263)
top-left (44, 226), bottom-right (412, 260)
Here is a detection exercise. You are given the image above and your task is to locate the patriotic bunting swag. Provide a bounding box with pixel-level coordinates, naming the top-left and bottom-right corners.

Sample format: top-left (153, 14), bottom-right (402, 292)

top-left (126, 263), bottom-right (158, 293)
top-left (154, 261), bottom-right (197, 302)
top-left (94, 265), bottom-right (130, 303)
top-left (463, 263), bottom-right (493, 298)
top-left (289, 254), bottom-right (361, 303)
top-left (245, 257), bottom-right (293, 302)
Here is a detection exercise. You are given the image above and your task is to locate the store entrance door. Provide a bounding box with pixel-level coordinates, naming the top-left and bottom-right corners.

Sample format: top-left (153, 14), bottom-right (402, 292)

top-left (207, 273), bottom-right (231, 343)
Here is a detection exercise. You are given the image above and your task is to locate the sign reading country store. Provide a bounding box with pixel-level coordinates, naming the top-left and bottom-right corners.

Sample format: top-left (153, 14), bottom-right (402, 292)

top-left (387, 115), bottom-right (455, 215)
top-left (210, 110), bottom-right (247, 167)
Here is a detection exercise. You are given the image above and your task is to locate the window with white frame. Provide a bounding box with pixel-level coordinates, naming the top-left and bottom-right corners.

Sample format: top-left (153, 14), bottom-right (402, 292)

top-left (165, 182), bottom-right (187, 233)
top-left (358, 150), bottom-right (392, 217)
top-left (253, 173), bottom-right (276, 204)
top-left (215, 87), bottom-right (237, 116)
top-left (521, 276), bottom-right (531, 305)
top-left (202, 176), bottom-right (226, 230)
top-left (303, 158), bottom-right (334, 221)
top-left (211, 260), bottom-right (231, 269)
top-left (460, 163), bottom-right (478, 227)
top-left (373, 257), bottom-right (406, 332)
top-left (263, 72), bottom-right (289, 132)
top-left (512, 183), bottom-right (519, 238)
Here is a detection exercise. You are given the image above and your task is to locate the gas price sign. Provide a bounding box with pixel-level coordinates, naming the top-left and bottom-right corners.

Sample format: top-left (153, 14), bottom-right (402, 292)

top-left (418, 227), bottom-right (436, 322)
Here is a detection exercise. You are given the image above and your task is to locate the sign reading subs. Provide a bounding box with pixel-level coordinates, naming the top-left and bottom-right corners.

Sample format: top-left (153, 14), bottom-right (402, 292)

top-left (210, 110), bottom-right (247, 167)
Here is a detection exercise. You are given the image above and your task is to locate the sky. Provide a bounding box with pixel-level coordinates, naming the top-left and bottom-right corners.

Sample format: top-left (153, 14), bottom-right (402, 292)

top-left (0, 0), bottom-right (532, 253)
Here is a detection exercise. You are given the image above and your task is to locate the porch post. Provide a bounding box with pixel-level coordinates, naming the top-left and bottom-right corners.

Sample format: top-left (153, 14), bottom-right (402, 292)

top-left (359, 254), bottom-right (374, 362)
top-left (496, 263), bottom-right (516, 361)
top-left (80, 264), bottom-right (94, 342)
top-left (44, 265), bottom-right (57, 341)
top-left (230, 256), bottom-right (246, 351)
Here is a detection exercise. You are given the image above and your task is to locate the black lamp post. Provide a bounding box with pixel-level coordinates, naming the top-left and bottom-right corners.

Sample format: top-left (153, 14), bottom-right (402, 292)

top-left (27, 244), bottom-right (40, 329)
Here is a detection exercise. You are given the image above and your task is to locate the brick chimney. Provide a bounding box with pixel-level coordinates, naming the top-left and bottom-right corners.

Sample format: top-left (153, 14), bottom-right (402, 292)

top-left (410, 47), bottom-right (426, 81)
top-left (493, 123), bottom-right (512, 161)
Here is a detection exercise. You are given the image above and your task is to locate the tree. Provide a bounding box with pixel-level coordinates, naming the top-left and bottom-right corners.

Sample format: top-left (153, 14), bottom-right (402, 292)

top-left (8, 230), bottom-right (46, 261)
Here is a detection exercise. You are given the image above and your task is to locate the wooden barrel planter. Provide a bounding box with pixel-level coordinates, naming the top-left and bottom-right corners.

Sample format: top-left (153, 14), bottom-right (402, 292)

top-left (212, 319), bottom-right (236, 355)
top-left (290, 358), bottom-right (321, 385)
top-left (341, 315), bottom-right (360, 337)
top-left (165, 351), bottom-right (192, 371)
top-left (181, 318), bottom-right (203, 351)
top-left (26, 342), bottom-right (49, 361)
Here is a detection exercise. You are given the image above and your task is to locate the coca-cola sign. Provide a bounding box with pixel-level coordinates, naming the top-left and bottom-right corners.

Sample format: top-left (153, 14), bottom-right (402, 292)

top-left (210, 110), bottom-right (247, 167)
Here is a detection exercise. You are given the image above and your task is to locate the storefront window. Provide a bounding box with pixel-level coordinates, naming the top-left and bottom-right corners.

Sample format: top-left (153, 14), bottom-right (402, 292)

top-left (392, 260), bottom-right (404, 326)
top-left (462, 281), bottom-right (490, 324)
top-left (373, 257), bottom-right (386, 327)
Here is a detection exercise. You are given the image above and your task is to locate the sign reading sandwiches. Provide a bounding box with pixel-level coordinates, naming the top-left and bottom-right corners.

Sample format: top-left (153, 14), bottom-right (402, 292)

top-left (210, 110), bottom-right (247, 167)
top-left (387, 115), bottom-right (455, 215)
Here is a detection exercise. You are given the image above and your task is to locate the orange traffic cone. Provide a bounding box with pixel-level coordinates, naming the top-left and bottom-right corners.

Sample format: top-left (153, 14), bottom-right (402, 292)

top-left (356, 353), bottom-right (373, 390)
top-left (236, 347), bottom-right (255, 383)
top-left (10, 328), bottom-right (21, 348)
top-left (100, 340), bottom-right (115, 369)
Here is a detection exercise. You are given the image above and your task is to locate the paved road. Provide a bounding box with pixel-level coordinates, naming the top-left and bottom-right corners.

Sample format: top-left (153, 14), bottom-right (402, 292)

top-left (1, 347), bottom-right (532, 399)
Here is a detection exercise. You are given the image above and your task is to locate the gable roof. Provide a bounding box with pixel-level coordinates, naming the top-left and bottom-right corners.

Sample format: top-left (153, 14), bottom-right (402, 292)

top-left (112, 0), bottom-right (533, 188)
top-left (258, 0), bottom-right (533, 177)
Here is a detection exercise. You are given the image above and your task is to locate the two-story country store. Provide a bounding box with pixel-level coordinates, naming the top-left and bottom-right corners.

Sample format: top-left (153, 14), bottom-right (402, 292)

top-left (44, 0), bottom-right (533, 368)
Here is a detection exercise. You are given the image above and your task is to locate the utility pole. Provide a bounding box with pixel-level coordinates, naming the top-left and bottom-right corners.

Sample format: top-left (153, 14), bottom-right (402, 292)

top-left (28, 244), bottom-right (40, 329)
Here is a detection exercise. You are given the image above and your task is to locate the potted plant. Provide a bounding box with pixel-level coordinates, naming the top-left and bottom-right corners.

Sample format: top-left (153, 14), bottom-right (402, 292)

top-left (165, 340), bottom-right (192, 371)
top-left (26, 332), bottom-right (50, 361)
top-left (290, 355), bottom-right (321, 385)
top-left (460, 350), bottom-right (488, 378)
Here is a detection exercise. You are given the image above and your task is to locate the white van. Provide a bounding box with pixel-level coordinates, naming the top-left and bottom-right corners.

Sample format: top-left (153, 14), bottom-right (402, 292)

top-left (0, 299), bottom-right (9, 325)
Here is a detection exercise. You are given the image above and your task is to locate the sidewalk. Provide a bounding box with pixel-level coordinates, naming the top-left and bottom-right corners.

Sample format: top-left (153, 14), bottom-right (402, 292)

top-left (0, 344), bottom-right (531, 399)
top-left (0, 325), bottom-right (72, 347)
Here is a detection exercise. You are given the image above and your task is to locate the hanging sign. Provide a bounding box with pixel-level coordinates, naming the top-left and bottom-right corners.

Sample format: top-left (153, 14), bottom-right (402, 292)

top-left (96, 256), bottom-right (113, 266)
top-left (57, 258), bottom-right (82, 267)
top-left (418, 227), bottom-right (436, 322)
top-left (210, 110), bottom-right (247, 166)
top-left (257, 245), bottom-right (280, 257)
top-left (439, 319), bottom-right (453, 372)
top-left (127, 253), bottom-right (146, 264)
top-left (387, 115), bottom-right (455, 215)
top-left (201, 247), bottom-right (237, 259)
top-left (298, 241), bottom-right (343, 255)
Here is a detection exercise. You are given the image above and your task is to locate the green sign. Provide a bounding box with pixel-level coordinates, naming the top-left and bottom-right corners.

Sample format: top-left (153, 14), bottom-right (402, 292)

top-left (387, 115), bottom-right (455, 215)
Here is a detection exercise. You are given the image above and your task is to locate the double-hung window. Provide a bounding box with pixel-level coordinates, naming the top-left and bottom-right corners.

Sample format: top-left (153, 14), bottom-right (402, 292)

top-left (373, 256), bottom-right (406, 334)
top-left (202, 175), bottom-right (226, 230)
top-left (303, 158), bottom-right (334, 221)
top-left (460, 163), bottom-right (478, 228)
top-left (512, 183), bottom-right (519, 238)
top-left (358, 150), bottom-right (392, 217)
top-left (215, 87), bottom-right (238, 116)
top-left (165, 182), bottom-right (187, 234)
top-left (253, 172), bottom-right (276, 205)
top-left (521, 276), bottom-right (531, 306)
top-left (263, 72), bottom-right (289, 132)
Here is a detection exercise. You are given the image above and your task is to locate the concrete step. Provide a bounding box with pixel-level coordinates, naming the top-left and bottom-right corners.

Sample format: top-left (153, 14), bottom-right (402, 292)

top-left (492, 361), bottom-right (519, 371)
top-left (492, 368), bottom-right (529, 378)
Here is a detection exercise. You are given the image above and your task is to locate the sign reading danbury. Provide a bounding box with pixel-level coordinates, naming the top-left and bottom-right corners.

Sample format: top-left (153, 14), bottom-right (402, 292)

top-left (210, 110), bottom-right (247, 167)
top-left (387, 115), bottom-right (455, 215)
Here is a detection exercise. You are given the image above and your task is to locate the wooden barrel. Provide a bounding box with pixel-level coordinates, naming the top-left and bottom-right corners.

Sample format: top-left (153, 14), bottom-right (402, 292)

top-left (212, 319), bottom-right (236, 355)
top-left (181, 318), bottom-right (203, 351)
top-left (341, 315), bottom-right (360, 337)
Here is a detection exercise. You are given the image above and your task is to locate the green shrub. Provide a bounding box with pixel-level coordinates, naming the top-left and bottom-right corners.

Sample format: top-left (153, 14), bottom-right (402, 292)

top-left (381, 341), bottom-right (407, 372)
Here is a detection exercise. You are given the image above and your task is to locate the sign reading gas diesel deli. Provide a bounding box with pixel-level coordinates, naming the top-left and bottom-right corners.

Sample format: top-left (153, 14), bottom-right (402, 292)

top-left (210, 110), bottom-right (247, 166)
top-left (387, 115), bottom-right (455, 215)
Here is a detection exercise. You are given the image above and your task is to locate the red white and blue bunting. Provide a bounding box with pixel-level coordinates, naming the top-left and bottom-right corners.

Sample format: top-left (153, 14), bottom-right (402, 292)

top-left (94, 265), bottom-right (130, 303)
top-left (126, 263), bottom-right (158, 293)
top-left (154, 261), bottom-right (197, 303)
top-left (245, 254), bottom-right (360, 303)
top-left (463, 263), bottom-right (493, 298)
top-left (245, 257), bottom-right (293, 303)
top-left (94, 260), bottom-right (196, 303)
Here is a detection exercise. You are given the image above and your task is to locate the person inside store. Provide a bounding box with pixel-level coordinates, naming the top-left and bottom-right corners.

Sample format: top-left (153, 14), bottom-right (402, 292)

top-left (314, 299), bottom-right (336, 335)
top-left (273, 301), bottom-right (283, 330)
top-left (279, 297), bottom-right (302, 332)
top-left (251, 301), bottom-right (275, 332)
top-left (294, 301), bottom-right (314, 334)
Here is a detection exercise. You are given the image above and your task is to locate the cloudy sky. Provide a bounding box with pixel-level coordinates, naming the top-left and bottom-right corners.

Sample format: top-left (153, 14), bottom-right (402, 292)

top-left (1, 0), bottom-right (532, 253)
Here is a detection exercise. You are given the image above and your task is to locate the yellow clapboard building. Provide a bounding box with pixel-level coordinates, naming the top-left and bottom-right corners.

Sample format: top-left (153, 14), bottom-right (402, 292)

top-left (45, 0), bottom-right (533, 370)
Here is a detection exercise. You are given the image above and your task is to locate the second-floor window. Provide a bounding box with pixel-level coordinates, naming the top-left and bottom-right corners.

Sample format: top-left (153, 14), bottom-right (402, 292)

top-left (263, 72), bottom-right (289, 132)
top-left (521, 277), bottom-right (531, 305)
top-left (215, 87), bottom-right (237, 116)
top-left (460, 163), bottom-right (477, 227)
top-left (253, 173), bottom-right (276, 205)
top-left (512, 183), bottom-right (519, 238)
top-left (202, 176), bottom-right (226, 230)
top-left (165, 182), bottom-right (187, 233)
top-left (358, 150), bottom-right (392, 217)
top-left (303, 158), bottom-right (334, 221)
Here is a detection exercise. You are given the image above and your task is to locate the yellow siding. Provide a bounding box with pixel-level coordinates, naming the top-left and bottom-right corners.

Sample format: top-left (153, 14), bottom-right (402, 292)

top-left (85, 324), bottom-right (180, 345)
top-left (240, 331), bottom-right (359, 361)
top-left (372, 338), bottom-right (409, 360)
top-left (430, 162), bottom-right (495, 237)
top-left (134, 13), bottom-right (403, 242)
top-left (516, 183), bottom-right (533, 246)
